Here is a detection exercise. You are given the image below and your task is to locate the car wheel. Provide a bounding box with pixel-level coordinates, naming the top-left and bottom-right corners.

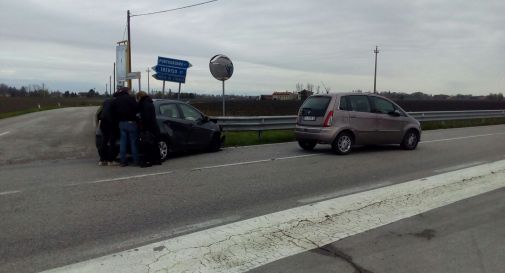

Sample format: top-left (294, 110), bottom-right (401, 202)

top-left (332, 132), bottom-right (353, 155)
top-left (158, 140), bottom-right (169, 161)
top-left (208, 134), bottom-right (222, 152)
top-left (401, 130), bottom-right (419, 150)
top-left (298, 140), bottom-right (317, 151)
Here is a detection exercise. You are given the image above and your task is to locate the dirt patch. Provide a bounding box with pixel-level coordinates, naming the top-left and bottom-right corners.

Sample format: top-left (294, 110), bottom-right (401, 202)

top-left (409, 229), bottom-right (436, 240)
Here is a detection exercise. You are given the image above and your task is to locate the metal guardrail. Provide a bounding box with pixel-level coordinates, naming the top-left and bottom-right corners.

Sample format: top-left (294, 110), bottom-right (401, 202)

top-left (212, 110), bottom-right (505, 132)
top-left (213, 116), bottom-right (297, 131)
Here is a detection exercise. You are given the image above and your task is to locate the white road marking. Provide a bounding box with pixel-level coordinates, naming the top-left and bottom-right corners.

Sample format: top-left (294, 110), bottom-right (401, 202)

top-left (0, 131), bottom-right (10, 137)
top-left (223, 131), bottom-right (505, 150)
top-left (65, 171), bottom-right (174, 187)
top-left (420, 132), bottom-right (505, 143)
top-left (191, 154), bottom-right (319, 171)
top-left (0, 190), bottom-right (21, 196)
top-left (43, 159), bottom-right (505, 273)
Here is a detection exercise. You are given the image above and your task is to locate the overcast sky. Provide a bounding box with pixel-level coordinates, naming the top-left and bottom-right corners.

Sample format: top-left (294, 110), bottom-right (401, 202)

top-left (1, 0), bottom-right (504, 95)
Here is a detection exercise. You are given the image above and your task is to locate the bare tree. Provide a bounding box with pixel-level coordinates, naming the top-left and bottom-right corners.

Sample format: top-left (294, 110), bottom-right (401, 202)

top-left (306, 83), bottom-right (314, 92)
top-left (321, 82), bottom-right (331, 94)
top-left (296, 83), bottom-right (303, 92)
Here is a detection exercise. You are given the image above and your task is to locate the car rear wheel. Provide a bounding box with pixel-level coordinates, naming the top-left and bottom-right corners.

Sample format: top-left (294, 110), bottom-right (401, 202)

top-left (332, 132), bottom-right (353, 155)
top-left (401, 130), bottom-right (419, 150)
top-left (298, 140), bottom-right (317, 150)
top-left (158, 140), bottom-right (169, 161)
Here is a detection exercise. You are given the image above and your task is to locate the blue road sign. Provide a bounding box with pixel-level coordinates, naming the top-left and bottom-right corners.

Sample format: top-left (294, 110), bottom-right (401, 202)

top-left (152, 56), bottom-right (191, 83)
top-left (153, 65), bottom-right (187, 77)
top-left (152, 73), bottom-right (186, 83)
top-left (157, 57), bottom-right (191, 69)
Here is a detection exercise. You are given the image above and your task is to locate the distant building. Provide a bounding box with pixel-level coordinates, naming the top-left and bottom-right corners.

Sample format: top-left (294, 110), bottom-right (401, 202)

top-left (272, 91), bottom-right (298, 101)
top-left (260, 95), bottom-right (273, 100)
top-left (298, 89), bottom-right (313, 101)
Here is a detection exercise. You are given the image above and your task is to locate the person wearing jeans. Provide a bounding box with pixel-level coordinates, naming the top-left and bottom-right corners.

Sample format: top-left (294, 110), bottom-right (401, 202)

top-left (112, 87), bottom-right (139, 166)
top-left (118, 120), bottom-right (139, 166)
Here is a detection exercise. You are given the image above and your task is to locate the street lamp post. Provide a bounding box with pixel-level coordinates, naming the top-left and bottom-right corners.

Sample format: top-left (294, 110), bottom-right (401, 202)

top-left (127, 10), bottom-right (132, 89)
top-left (373, 46), bottom-right (379, 94)
top-left (146, 67), bottom-right (150, 94)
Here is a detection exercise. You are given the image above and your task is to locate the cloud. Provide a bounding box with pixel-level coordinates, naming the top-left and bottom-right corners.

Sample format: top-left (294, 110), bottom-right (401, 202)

top-left (1, 0), bottom-right (504, 95)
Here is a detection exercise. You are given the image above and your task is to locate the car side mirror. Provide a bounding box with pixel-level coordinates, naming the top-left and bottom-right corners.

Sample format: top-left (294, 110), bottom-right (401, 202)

top-left (199, 115), bottom-right (209, 124)
top-left (388, 110), bottom-right (402, 117)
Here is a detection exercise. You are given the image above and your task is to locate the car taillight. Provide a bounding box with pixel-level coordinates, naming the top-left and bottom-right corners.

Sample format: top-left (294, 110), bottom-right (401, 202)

top-left (323, 111), bottom-right (334, 127)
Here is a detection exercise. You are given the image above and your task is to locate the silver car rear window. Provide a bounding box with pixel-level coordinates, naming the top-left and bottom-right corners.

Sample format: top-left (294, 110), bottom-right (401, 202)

top-left (300, 96), bottom-right (331, 116)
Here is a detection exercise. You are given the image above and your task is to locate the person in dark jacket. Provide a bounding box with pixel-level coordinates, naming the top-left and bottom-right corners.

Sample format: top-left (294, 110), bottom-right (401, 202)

top-left (136, 91), bottom-right (161, 167)
top-left (97, 97), bottom-right (118, 165)
top-left (112, 87), bottom-right (139, 166)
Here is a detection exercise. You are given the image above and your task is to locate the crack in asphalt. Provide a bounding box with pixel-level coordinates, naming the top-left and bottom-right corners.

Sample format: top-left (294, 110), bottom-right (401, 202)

top-left (132, 167), bottom-right (505, 272)
top-left (315, 244), bottom-right (375, 273)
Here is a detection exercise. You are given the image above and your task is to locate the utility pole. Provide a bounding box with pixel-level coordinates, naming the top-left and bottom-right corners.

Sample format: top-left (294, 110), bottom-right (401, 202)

top-left (146, 67), bottom-right (150, 94)
top-left (123, 1), bottom-right (218, 93)
top-left (373, 45), bottom-right (379, 94)
top-left (113, 62), bottom-right (116, 93)
top-left (106, 83), bottom-right (108, 95)
top-left (109, 75), bottom-right (112, 96)
top-left (178, 83), bottom-right (181, 100)
top-left (127, 10), bottom-right (132, 89)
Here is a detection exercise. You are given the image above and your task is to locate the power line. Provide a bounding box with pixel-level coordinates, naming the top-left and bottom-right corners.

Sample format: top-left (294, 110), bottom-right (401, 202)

top-left (131, 0), bottom-right (218, 17)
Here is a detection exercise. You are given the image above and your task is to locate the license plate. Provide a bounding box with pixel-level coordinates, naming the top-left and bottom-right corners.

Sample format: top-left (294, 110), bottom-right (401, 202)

top-left (303, 116), bottom-right (316, 121)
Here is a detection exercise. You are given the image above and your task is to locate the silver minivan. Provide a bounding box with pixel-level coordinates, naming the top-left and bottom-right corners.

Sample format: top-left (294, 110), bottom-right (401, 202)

top-left (295, 93), bottom-right (421, 154)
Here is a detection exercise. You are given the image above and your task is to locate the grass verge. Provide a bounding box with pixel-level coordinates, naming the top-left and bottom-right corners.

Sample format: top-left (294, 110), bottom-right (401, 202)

top-left (421, 117), bottom-right (505, 130)
top-left (224, 117), bottom-right (505, 147)
top-left (224, 130), bottom-right (295, 147)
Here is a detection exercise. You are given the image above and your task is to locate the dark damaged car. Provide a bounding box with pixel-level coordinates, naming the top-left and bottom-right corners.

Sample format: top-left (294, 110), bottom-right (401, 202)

top-left (95, 99), bottom-right (224, 161)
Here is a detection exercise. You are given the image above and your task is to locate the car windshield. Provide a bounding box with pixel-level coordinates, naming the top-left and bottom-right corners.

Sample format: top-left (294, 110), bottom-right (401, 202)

top-left (300, 96), bottom-right (331, 116)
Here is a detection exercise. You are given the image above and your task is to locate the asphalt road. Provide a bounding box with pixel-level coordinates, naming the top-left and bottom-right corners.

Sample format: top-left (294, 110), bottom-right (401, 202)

top-left (251, 188), bottom-right (505, 273)
top-left (1, 108), bottom-right (505, 272)
top-left (0, 107), bottom-right (98, 165)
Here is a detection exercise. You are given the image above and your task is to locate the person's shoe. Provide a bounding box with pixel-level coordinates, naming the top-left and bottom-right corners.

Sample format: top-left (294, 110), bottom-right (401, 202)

top-left (120, 162), bottom-right (128, 167)
top-left (108, 161), bottom-right (120, 166)
top-left (98, 161), bottom-right (107, 166)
